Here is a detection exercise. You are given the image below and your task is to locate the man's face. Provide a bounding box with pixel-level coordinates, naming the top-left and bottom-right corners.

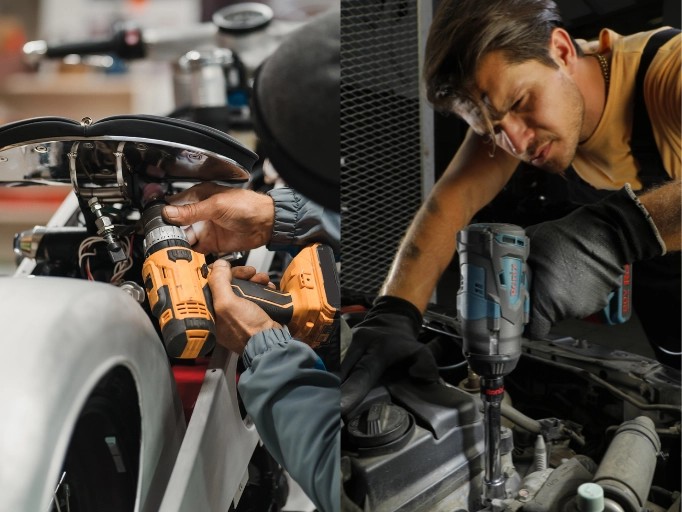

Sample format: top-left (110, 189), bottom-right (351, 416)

top-left (471, 49), bottom-right (585, 174)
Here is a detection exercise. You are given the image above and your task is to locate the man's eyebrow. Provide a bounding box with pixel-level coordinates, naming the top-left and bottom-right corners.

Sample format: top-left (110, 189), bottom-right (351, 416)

top-left (481, 93), bottom-right (504, 122)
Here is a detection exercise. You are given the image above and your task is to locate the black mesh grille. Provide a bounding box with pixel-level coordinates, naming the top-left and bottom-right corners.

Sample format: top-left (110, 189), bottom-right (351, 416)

top-left (340, 0), bottom-right (425, 297)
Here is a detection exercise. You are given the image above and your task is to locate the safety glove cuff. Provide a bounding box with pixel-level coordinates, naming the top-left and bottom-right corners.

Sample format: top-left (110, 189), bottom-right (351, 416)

top-left (585, 183), bottom-right (666, 263)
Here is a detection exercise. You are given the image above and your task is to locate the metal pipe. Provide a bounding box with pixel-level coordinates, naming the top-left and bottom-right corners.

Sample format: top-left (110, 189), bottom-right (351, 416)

top-left (500, 401), bottom-right (542, 434)
top-left (593, 416), bottom-right (661, 512)
top-left (522, 354), bottom-right (680, 415)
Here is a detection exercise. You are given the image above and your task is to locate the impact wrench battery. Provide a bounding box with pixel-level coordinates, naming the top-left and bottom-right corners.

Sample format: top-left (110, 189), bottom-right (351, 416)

top-left (141, 201), bottom-right (339, 359)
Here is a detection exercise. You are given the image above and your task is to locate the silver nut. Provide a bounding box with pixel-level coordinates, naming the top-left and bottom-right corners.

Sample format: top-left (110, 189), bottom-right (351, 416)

top-left (95, 216), bottom-right (112, 229)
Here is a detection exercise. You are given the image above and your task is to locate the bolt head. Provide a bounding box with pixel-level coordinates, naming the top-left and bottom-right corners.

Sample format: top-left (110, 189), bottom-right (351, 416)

top-left (518, 488), bottom-right (530, 502)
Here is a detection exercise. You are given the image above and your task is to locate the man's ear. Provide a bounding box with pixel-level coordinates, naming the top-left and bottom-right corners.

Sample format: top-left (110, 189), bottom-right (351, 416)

top-left (549, 27), bottom-right (579, 71)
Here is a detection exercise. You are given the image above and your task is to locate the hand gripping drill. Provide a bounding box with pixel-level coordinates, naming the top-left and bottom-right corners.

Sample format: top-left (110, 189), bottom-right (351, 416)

top-left (141, 200), bottom-right (339, 359)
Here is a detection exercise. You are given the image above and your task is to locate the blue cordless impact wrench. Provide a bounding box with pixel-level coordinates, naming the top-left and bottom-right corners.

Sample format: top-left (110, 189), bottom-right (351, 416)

top-left (456, 223), bottom-right (530, 502)
top-left (457, 223), bottom-right (632, 502)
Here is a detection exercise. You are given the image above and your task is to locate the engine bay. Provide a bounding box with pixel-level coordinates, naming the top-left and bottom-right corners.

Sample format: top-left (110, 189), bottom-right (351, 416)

top-left (340, 307), bottom-right (681, 512)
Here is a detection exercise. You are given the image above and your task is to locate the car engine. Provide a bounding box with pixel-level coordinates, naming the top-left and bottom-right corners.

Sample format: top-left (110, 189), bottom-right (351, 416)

top-left (340, 308), bottom-right (681, 512)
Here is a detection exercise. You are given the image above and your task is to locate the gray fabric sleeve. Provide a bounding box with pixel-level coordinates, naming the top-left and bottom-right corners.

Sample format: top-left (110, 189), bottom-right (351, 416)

top-left (239, 327), bottom-right (341, 512)
top-left (266, 187), bottom-right (340, 257)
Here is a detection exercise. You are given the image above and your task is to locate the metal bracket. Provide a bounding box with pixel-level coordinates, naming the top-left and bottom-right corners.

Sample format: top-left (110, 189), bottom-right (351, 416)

top-left (158, 346), bottom-right (260, 511)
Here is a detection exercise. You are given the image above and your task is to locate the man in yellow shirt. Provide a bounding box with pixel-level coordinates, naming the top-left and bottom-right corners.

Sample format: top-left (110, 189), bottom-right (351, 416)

top-left (342, 0), bottom-right (681, 413)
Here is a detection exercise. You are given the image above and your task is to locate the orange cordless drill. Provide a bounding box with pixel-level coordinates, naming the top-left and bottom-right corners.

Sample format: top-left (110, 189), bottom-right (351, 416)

top-left (141, 201), bottom-right (339, 359)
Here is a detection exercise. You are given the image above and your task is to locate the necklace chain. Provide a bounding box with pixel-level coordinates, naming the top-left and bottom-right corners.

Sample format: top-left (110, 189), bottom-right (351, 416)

top-left (593, 52), bottom-right (610, 89)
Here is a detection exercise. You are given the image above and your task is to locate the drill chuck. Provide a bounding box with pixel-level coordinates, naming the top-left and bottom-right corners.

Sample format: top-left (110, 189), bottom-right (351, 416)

top-left (141, 202), bottom-right (190, 256)
top-left (456, 223), bottom-right (529, 378)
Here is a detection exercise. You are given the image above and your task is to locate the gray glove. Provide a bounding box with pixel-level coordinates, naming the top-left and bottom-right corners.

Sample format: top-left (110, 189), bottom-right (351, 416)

top-left (526, 185), bottom-right (665, 339)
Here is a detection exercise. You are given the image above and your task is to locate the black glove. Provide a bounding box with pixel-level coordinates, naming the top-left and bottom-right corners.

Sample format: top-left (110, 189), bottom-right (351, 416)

top-left (526, 185), bottom-right (665, 339)
top-left (340, 295), bottom-right (438, 417)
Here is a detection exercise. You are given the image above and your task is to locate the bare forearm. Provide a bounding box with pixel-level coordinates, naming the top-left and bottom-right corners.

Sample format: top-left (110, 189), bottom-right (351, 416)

top-left (381, 192), bottom-right (469, 311)
top-left (381, 131), bottom-right (519, 311)
top-left (639, 180), bottom-right (682, 251)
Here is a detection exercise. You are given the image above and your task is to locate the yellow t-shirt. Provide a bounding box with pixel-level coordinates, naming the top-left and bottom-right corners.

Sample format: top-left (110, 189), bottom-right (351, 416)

top-left (574, 28), bottom-right (681, 191)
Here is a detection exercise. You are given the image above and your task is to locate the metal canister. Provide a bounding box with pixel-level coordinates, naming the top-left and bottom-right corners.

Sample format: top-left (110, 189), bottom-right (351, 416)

top-left (172, 47), bottom-right (238, 109)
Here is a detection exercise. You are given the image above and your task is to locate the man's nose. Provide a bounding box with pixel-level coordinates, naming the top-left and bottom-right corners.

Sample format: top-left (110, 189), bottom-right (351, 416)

top-left (497, 117), bottom-right (533, 156)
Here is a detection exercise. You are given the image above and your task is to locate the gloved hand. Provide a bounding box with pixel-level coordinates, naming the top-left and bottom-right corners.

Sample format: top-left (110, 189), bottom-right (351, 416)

top-left (340, 295), bottom-right (438, 417)
top-left (526, 185), bottom-right (666, 339)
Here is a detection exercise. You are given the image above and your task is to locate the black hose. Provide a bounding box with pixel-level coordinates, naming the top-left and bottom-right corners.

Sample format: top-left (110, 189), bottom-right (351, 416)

top-left (522, 353), bottom-right (681, 415)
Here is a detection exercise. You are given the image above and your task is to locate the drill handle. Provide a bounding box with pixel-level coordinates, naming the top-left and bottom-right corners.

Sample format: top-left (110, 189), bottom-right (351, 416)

top-left (231, 278), bottom-right (294, 326)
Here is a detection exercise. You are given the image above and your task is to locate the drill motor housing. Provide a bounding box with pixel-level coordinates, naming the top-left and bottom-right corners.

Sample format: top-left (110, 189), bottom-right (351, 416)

top-left (456, 223), bottom-right (530, 378)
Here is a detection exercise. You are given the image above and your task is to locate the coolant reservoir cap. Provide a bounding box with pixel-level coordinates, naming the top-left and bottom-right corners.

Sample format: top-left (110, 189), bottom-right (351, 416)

top-left (577, 483), bottom-right (604, 512)
top-left (347, 402), bottom-right (412, 448)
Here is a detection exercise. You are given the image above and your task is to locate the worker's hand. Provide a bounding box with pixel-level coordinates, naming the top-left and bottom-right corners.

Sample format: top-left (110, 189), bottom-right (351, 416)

top-left (340, 296), bottom-right (438, 418)
top-left (208, 259), bottom-right (281, 354)
top-left (162, 183), bottom-right (275, 254)
top-left (229, 264), bottom-right (274, 288)
top-left (526, 185), bottom-right (665, 339)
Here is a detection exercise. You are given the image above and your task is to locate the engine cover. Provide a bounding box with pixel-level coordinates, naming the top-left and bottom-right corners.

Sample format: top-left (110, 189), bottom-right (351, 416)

top-left (342, 379), bottom-right (485, 511)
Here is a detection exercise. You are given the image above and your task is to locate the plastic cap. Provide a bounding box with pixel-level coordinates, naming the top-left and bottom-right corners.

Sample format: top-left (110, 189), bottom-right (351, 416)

top-left (577, 483), bottom-right (604, 512)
